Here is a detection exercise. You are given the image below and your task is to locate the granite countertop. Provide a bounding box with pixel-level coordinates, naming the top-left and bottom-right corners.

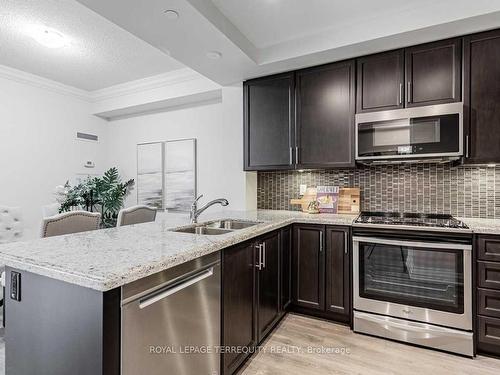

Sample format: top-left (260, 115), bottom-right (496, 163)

top-left (460, 217), bottom-right (500, 235)
top-left (0, 210), bottom-right (356, 292)
top-left (1, 209), bottom-right (499, 292)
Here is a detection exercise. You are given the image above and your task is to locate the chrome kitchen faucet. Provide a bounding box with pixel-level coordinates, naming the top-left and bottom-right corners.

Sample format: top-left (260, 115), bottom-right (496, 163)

top-left (189, 194), bottom-right (229, 223)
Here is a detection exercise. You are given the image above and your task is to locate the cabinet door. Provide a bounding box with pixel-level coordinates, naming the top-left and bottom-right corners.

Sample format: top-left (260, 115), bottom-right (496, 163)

top-left (296, 60), bottom-right (355, 168)
top-left (356, 50), bottom-right (404, 113)
top-left (257, 231), bottom-right (281, 341)
top-left (244, 73), bottom-right (295, 170)
top-left (281, 226), bottom-right (292, 311)
top-left (325, 227), bottom-right (350, 318)
top-left (292, 225), bottom-right (325, 310)
top-left (405, 38), bottom-right (461, 107)
top-left (464, 30), bottom-right (500, 164)
top-left (222, 242), bottom-right (256, 375)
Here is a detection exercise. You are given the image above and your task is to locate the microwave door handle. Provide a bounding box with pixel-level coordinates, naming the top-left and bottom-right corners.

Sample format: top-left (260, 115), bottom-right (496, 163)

top-left (139, 267), bottom-right (214, 309)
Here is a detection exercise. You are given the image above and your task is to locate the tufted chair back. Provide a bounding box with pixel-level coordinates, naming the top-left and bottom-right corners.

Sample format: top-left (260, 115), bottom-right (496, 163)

top-left (41, 211), bottom-right (101, 238)
top-left (0, 206), bottom-right (23, 244)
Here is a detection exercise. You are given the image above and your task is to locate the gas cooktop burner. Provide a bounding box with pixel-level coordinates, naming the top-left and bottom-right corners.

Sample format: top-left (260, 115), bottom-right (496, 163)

top-left (355, 212), bottom-right (469, 229)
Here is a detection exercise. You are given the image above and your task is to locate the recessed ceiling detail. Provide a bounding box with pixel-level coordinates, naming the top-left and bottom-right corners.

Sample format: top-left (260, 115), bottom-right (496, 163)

top-left (78, 0), bottom-right (500, 85)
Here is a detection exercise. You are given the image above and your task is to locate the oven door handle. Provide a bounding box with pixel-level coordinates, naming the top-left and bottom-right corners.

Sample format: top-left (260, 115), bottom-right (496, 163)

top-left (352, 236), bottom-right (471, 251)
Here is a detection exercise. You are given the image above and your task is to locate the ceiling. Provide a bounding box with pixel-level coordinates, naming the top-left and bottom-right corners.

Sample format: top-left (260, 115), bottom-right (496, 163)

top-left (0, 0), bottom-right (183, 91)
top-left (3, 1), bottom-right (500, 90)
top-left (77, 0), bottom-right (500, 85)
top-left (211, 0), bottom-right (435, 49)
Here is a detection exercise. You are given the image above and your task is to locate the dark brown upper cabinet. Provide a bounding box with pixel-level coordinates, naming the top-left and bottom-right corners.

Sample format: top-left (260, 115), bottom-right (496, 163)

top-left (243, 73), bottom-right (295, 171)
top-left (296, 60), bottom-right (356, 169)
top-left (464, 29), bottom-right (500, 164)
top-left (356, 50), bottom-right (404, 113)
top-left (405, 38), bottom-right (461, 107)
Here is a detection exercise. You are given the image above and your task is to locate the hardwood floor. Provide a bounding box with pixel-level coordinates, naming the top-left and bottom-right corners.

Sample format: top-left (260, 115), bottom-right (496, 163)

top-left (239, 314), bottom-right (500, 375)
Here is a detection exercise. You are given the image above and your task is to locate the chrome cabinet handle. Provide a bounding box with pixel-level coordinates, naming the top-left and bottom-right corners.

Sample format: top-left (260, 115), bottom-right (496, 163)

top-left (407, 81), bottom-right (412, 103)
top-left (139, 267), bottom-right (214, 309)
top-left (255, 244), bottom-right (262, 270)
top-left (295, 146), bottom-right (299, 164)
top-left (289, 147), bottom-right (293, 165)
top-left (465, 135), bottom-right (469, 158)
top-left (319, 231), bottom-right (323, 252)
top-left (344, 231), bottom-right (348, 254)
top-left (399, 83), bottom-right (403, 105)
top-left (262, 242), bottom-right (266, 269)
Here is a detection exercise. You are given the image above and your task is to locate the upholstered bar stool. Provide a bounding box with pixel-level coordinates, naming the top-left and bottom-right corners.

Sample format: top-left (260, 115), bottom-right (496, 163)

top-left (116, 205), bottom-right (157, 227)
top-left (41, 211), bottom-right (101, 238)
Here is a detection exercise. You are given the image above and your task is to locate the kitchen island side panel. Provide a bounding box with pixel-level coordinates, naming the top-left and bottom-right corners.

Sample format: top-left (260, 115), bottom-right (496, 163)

top-left (4, 267), bottom-right (120, 375)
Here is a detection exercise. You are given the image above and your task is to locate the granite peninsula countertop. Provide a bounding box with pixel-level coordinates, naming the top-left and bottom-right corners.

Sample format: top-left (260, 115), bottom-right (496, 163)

top-left (0, 210), bottom-right (356, 291)
top-left (460, 217), bottom-right (500, 235)
top-left (1, 210), bottom-right (499, 292)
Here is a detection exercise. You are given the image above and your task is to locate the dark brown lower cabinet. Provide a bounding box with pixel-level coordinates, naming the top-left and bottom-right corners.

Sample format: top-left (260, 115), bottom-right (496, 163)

top-left (292, 224), bottom-right (351, 323)
top-left (478, 316), bottom-right (500, 356)
top-left (256, 231), bottom-right (281, 341)
top-left (292, 225), bottom-right (325, 310)
top-left (476, 234), bottom-right (500, 358)
top-left (325, 227), bottom-right (350, 319)
top-left (281, 226), bottom-right (292, 311)
top-left (222, 241), bottom-right (256, 375)
top-left (223, 229), bottom-right (286, 374)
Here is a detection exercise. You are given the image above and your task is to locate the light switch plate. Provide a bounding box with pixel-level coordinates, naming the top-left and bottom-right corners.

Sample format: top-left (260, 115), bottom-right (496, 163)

top-left (299, 184), bottom-right (307, 196)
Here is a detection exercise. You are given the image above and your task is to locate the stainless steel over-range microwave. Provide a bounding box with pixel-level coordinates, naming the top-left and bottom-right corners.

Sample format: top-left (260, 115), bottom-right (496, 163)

top-left (355, 102), bottom-right (464, 164)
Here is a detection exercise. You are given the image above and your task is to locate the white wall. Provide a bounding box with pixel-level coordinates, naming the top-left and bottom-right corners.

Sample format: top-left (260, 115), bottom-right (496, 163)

top-left (0, 70), bottom-right (254, 240)
top-left (0, 76), bottom-right (108, 239)
top-left (105, 84), bottom-right (255, 213)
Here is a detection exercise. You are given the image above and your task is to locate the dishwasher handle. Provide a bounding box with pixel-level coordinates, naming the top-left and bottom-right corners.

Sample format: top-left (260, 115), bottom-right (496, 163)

top-left (139, 267), bottom-right (214, 309)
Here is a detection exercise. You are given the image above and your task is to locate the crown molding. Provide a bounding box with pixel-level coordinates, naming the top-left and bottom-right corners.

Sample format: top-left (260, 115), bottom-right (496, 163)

top-left (0, 64), bottom-right (92, 102)
top-left (90, 68), bottom-right (203, 102)
top-left (0, 65), bottom-right (211, 106)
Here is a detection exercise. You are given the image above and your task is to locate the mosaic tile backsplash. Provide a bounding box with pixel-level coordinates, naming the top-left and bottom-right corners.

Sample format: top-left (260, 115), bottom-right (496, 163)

top-left (257, 164), bottom-right (500, 219)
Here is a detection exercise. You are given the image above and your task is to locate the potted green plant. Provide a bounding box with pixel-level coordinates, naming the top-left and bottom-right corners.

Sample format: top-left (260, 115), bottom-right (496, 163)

top-left (57, 167), bottom-right (135, 228)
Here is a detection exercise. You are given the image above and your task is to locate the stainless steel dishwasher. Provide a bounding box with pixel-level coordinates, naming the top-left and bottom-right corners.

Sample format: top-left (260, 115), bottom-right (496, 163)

top-left (121, 252), bottom-right (221, 375)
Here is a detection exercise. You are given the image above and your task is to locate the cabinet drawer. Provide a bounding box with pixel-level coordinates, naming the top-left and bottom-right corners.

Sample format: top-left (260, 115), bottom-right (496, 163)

top-left (478, 288), bottom-right (500, 318)
top-left (478, 261), bottom-right (500, 290)
top-left (478, 235), bottom-right (500, 262)
top-left (477, 315), bottom-right (500, 356)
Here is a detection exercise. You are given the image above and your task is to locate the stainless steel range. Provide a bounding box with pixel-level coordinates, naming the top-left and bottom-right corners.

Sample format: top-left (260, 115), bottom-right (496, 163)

top-left (352, 212), bottom-right (473, 356)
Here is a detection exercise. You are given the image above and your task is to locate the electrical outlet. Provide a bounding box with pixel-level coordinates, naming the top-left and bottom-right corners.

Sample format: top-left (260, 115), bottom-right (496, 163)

top-left (299, 184), bottom-right (307, 196)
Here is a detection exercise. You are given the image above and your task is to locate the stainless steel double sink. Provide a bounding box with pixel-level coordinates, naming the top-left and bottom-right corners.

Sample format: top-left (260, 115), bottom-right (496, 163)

top-left (172, 219), bottom-right (261, 235)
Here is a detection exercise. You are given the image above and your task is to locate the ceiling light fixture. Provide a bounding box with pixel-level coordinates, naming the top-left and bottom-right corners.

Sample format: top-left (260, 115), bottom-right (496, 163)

top-left (206, 51), bottom-right (222, 60)
top-left (163, 10), bottom-right (179, 20)
top-left (27, 25), bottom-right (67, 49)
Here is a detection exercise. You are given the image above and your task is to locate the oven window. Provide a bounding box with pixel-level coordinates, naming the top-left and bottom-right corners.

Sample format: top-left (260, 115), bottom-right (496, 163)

top-left (359, 242), bottom-right (464, 313)
top-left (357, 113), bottom-right (459, 157)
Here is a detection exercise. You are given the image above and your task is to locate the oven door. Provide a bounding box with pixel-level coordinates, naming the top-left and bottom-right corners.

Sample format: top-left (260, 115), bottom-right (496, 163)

top-left (355, 102), bottom-right (463, 161)
top-left (353, 236), bottom-right (472, 330)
